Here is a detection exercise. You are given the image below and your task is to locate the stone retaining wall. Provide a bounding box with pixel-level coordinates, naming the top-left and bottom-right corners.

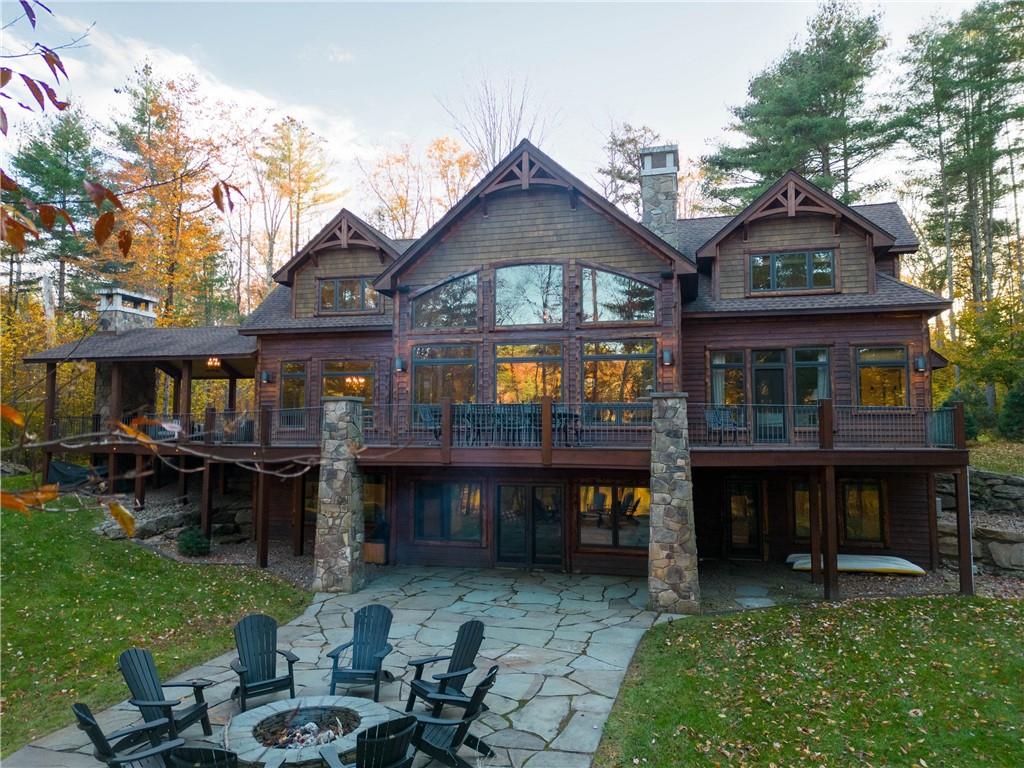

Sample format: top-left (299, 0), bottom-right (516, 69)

top-left (938, 517), bottom-right (1024, 572)
top-left (936, 468), bottom-right (1024, 517)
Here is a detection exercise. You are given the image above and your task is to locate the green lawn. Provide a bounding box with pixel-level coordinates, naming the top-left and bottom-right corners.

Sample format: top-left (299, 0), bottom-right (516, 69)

top-left (971, 437), bottom-right (1024, 477)
top-left (0, 477), bottom-right (310, 755)
top-left (597, 598), bottom-right (1024, 768)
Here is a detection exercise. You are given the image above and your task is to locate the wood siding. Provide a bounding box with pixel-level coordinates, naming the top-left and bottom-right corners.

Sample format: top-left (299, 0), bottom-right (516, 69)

top-left (292, 245), bottom-right (393, 318)
top-left (716, 213), bottom-right (871, 299)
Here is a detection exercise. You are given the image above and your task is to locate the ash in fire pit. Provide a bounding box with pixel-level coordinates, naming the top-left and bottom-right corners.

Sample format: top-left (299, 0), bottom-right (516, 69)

top-left (254, 706), bottom-right (360, 750)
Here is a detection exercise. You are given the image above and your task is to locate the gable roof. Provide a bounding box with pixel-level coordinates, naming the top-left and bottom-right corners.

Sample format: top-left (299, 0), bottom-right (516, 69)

top-left (373, 139), bottom-right (695, 293)
top-left (693, 171), bottom-right (897, 259)
top-left (24, 326), bottom-right (255, 364)
top-left (239, 285), bottom-right (392, 335)
top-left (273, 208), bottom-right (405, 286)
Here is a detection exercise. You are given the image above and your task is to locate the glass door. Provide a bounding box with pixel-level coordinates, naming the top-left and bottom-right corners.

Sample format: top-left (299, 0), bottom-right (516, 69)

top-left (753, 349), bottom-right (787, 442)
top-left (496, 484), bottom-right (563, 568)
top-left (726, 480), bottom-right (761, 557)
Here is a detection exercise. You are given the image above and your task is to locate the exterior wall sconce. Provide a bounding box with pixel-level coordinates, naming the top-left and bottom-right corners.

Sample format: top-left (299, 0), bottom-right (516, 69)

top-left (260, 371), bottom-right (272, 384)
top-left (395, 357), bottom-right (406, 373)
top-left (662, 349), bottom-right (674, 366)
top-left (914, 355), bottom-right (928, 373)
top-left (207, 357), bottom-right (221, 369)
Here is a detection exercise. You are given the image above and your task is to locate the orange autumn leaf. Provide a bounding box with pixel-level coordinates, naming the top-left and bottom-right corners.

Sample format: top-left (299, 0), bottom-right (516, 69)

top-left (16, 484), bottom-right (59, 506)
top-left (1, 404), bottom-right (26, 428)
top-left (107, 501), bottom-right (135, 537)
top-left (1, 491), bottom-right (31, 516)
top-left (116, 421), bottom-right (158, 453)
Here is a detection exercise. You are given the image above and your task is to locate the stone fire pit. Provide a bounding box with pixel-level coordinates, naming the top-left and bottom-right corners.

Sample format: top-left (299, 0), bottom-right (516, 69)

top-left (225, 696), bottom-right (395, 767)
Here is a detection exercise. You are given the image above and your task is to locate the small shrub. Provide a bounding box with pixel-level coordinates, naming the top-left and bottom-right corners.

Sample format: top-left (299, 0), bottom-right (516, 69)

top-left (999, 379), bottom-right (1024, 440)
top-left (177, 526), bottom-right (210, 557)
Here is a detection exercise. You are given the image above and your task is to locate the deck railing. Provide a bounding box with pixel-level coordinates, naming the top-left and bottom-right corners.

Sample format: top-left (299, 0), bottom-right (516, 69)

top-left (687, 404), bottom-right (820, 447)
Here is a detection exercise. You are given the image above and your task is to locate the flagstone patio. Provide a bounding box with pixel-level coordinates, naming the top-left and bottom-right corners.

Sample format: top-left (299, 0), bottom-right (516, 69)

top-left (8, 567), bottom-right (677, 768)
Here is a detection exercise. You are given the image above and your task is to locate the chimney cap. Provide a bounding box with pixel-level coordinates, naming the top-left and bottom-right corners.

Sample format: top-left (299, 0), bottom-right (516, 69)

top-left (640, 144), bottom-right (679, 175)
top-left (96, 284), bottom-right (160, 303)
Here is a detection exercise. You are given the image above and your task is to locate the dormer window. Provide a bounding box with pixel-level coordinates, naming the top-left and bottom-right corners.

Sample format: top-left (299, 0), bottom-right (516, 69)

top-left (580, 268), bottom-right (657, 324)
top-left (319, 277), bottom-right (380, 313)
top-left (413, 273), bottom-right (478, 329)
top-left (750, 249), bottom-right (834, 292)
top-left (494, 264), bottom-right (563, 326)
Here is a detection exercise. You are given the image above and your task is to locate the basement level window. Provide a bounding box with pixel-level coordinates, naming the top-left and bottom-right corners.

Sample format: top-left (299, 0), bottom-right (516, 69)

top-left (750, 249), bottom-right (834, 292)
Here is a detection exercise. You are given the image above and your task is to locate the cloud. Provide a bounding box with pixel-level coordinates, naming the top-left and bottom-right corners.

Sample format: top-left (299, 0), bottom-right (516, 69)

top-left (326, 46), bottom-right (355, 64)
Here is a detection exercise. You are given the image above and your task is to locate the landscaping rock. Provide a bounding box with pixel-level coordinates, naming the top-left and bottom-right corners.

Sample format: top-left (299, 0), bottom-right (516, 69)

top-left (1, 461), bottom-right (31, 476)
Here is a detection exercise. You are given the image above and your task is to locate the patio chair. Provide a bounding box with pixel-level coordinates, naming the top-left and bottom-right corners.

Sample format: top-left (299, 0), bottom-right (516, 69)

top-left (580, 489), bottom-right (607, 528)
top-left (405, 619), bottom-right (484, 715)
top-left (320, 715), bottom-right (417, 768)
top-left (168, 746), bottom-right (239, 768)
top-left (72, 702), bottom-right (184, 768)
top-left (410, 665), bottom-right (498, 768)
top-left (619, 492), bottom-right (642, 525)
top-left (230, 613), bottom-right (299, 711)
top-left (118, 647), bottom-right (213, 739)
top-left (328, 603), bottom-right (395, 701)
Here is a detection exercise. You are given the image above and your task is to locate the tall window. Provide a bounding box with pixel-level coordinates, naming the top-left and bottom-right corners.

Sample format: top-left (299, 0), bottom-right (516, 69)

top-left (750, 249), bottom-right (834, 292)
top-left (281, 361), bottom-right (306, 409)
top-left (794, 348), bottom-right (830, 426)
top-left (412, 345), bottom-right (476, 403)
top-left (495, 344), bottom-right (562, 403)
top-left (413, 274), bottom-right (478, 329)
top-left (582, 340), bottom-right (656, 402)
top-left (793, 481), bottom-right (811, 539)
top-left (494, 264), bottom-right (563, 326)
top-left (578, 484), bottom-right (650, 550)
top-left (856, 347), bottom-right (908, 406)
top-left (841, 479), bottom-right (884, 544)
top-left (319, 277), bottom-right (380, 312)
top-left (580, 268), bottom-right (657, 323)
top-left (710, 351), bottom-right (745, 406)
top-left (414, 481), bottom-right (482, 543)
top-left (321, 361), bottom-right (374, 404)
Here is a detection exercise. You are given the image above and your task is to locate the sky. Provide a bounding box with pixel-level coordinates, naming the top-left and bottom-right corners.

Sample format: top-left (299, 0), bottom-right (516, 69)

top-left (5, 1), bottom-right (976, 214)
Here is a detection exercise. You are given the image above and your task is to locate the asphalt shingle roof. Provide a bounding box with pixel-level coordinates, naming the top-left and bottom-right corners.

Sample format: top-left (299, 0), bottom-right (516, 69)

top-left (239, 285), bottom-right (392, 333)
top-left (683, 272), bottom-right (948, 315)
top-left (24, 326), bottom-right (255, 363)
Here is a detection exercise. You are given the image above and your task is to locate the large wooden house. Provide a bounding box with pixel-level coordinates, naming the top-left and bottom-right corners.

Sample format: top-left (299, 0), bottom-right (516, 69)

top-left (28, 140), bottom-right (973, 608)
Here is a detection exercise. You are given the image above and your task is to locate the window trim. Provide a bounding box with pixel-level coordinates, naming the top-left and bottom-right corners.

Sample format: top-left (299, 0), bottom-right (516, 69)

top-left (578, 262), bottom-right (660, 326)
top-left (412, 479), bottom-right (484, 546)
top-left (494, 342), bottom-right (564, 404)
top-left (854, 345), bottom-right (910, 408)
top-left (279, 360), bottom-right (308, 423)
top-left (316, 276), bottom-right (383, 315)
top-left (746, 246), bottom-right (838, 295)
top-left (411, 344), bottom-right (479, 405)
top-left (320, 359), bottom-right (375, 404)
top-left (793, 347), bottom-right (831, 428)
top-left (709, 348), bottom-right (747, 407)
top-left (492, 262), bottom-right (567, 330)
top-left (575, 481), bottom-right (651, 553)
top-left (839, 478), bottom-right (888, 547)
top-left (410, 270), bottom-right (480, 331)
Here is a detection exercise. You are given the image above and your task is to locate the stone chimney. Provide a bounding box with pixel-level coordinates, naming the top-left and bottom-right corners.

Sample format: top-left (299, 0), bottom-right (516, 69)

top-left (639, 144), bottom-right (679, 244)
top-left (96, 286), bottom-right (157, 333)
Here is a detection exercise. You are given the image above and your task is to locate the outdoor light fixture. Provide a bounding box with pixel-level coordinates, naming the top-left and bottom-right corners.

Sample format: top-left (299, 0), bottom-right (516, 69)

top-left (914, 355), bottom-right (928, 372)
top-left (395, 356), bottom-right (406, 373)
top-left (207, 357), bottom-right (221, 369)
top-left (260, 371), bottom-right (272, 384)
top-left (662, 349), bottom-right (674, 366)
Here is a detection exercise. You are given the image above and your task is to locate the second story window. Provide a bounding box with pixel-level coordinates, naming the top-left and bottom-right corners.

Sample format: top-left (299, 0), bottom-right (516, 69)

top-left (281, 361), bottom-right (306, 412)
top-left (581, 268), bottom-right (657, 323)
top-left (582, 340), bottom-right (655, 403)
top-left (494, 264), bottom-right (563, 326)
top-left (710, 350), bottom-right (745, 406)
top-left (856, 346), bottom-right (908, 407)
top-left (319, 277), bottom-right (380, 313)
top-left (750, 249), bottom-right (834, 292)
top-left (495, 343), bottom-right (562, 403)
top-left (413, 274), bottom-right (478, 329)
top-left (322, 360), bottom-right (374, 404)
top-left (412, 345), bottom-right (477, 403)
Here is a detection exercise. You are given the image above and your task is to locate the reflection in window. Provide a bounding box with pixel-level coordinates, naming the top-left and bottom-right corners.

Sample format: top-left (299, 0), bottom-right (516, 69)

top-left (856, 347), bottom-right (907, 406)
top-left (281, 361), bottom-right (306, 409)
top-left (363, 473), bottom-right (387, 542)
top-left (414, 481), bottom-right (482, 542)
top-left (581, 268), bottom-right (656, 323)
top-left (495, 264), bottom-right (563, 326)
top-left (711, 351), bottom-right (745, 406)
top-left (578, 484), bottom-right (650, 549)
top-left (750, 250), bottom-right (834, 291)
top-left (319, 277), bottom-right (380, 312)
top-left (794, 348), bottom-right (829, 426)
top-left (793, 481), bottom-right (810, 539)
top-left (321, 360), bottom-right (374, 404)
top-left (412, 345), bottom-right (476, 403)
top-left (413, 274), bottom-right (478, 328)
top-left (582, 340), bottom-right (655, 403)
top-left (495, 344), bottom-right (562, 403)
top-left (842, 479), bottom-right (883, 543)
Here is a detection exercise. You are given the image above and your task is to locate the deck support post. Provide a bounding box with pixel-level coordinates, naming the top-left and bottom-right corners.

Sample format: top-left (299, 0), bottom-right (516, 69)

top-left (200, 459), bottom-right (213, 538)
top-left (292, 472), bottom-right (305, 556)
top-left (227, 377), bottom-right (237, 412)
top-left (255, 468), bottom-right (268, 568)
top-left (541, 396), bottom-right (552, 466)
top-left (107, 362), bottom-right (122, 492)
top-left (822, 464), bottom-right (839, 600)
top-left (648, 392), bottom-right (700, 614)
top-left (927, 472), bottom-right (939, 569)
top-left (440, 398), bottom-right (452, 465)
top-left (955, 466), bottom-right (974, 595)
top-left (313, 397), bottom-right (366, 592)
top-left (808, 471), bottom-right (822, 584)
top-left (42, 362), bottom-right (56, 484)
top-left (180, 360), bottom-right (192, 434)
top-left (177, 456), bottom-right (188, 503)
top-left (133, 454), bottom-right (146, 510)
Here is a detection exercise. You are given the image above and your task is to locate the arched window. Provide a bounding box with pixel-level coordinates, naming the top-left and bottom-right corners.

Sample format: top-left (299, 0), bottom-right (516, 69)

top-left (412, 273), bottom-right (478, 329)
top-left (580, 267), bottom-right (656, 323)
top-left (494, 264), bottom-right (563, 326)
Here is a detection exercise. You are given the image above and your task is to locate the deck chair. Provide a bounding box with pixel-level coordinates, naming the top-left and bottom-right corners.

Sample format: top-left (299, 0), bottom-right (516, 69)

top-left (118, 647), bottom-right (213, 739)
top-left (581, 489), bottom-right (607, 527)
top-left (411, 666), bottom-right (498, 768)
top-left (230, 613), bottom-right (298, 711)
top-left (167, 747), bottom-right (238, 768)
top-left (328, 604), bottom-right (395, 701)
top-left (72, 702), bottom-right (184, 768)
top-left (320, 715), bottom-right (417, 768)
top-left (619, 492), bottom-right (642, 525)
top-left (405, 619), bottom-right (484, 715)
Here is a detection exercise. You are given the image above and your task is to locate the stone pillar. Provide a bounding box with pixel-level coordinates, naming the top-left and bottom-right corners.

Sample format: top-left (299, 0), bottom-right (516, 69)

top-left (639, 144), bottom-right (679, 245)
top-left (648, 392), bottom-right (700, 614)
top-left (313, 397), bottom-right (366, 593)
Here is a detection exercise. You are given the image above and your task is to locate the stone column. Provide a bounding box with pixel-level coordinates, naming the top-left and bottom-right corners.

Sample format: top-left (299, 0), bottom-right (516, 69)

top-left (648, 392), bottom-right (700, 614)
top-left (313, 397), bottom-right (366, 592)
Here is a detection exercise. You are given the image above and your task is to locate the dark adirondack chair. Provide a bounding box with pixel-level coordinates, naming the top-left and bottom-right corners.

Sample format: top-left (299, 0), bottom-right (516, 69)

top-left (168, 747), bottom-right (239, 768)
top-left (405, 619), bottom-right (484, 715)
top-left (320, 715), bottom-right (417, 768)
top-left (72, 702), bottom-right (184, 768)
top-left (327, 604), bottom-right (394, 701)
top-left (230, 613), bottom-right (298, 711)
top-left (411, 666), bottom-right (498, 768)
top-left (118, 648), bottom-right (213, 739)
